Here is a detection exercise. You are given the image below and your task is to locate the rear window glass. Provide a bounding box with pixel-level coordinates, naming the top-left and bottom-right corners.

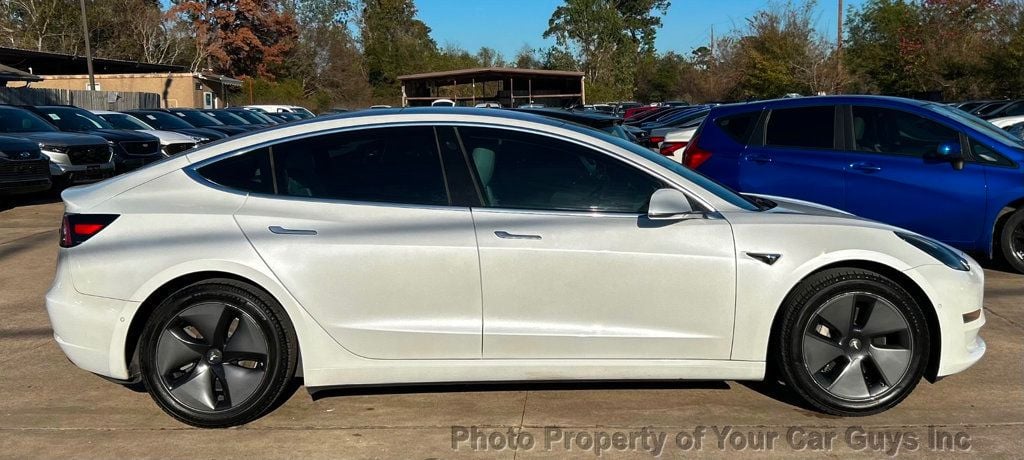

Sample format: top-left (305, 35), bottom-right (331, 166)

top-left (715, 111), bottom-right (758, 144)
top-left (196, 149), bottom-right (273, 194)
top-left (765, 106), bottom-right (835, 149)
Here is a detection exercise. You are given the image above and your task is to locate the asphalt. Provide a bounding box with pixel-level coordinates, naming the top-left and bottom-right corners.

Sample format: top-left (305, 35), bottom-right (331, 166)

top-left (1, 198), bottom-right (1021, 459)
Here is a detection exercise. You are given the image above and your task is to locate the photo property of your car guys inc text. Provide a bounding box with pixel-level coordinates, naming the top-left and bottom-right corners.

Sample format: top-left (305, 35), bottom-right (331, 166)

top-left (0, 0), bottom-right (1021, 458)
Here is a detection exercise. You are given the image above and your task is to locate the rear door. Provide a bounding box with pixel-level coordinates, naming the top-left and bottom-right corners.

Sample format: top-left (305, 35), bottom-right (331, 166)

top-left (223, 125), bottom-right (483, 359)
top-left (840, 105), bottom-right (987, 244)
top-left (737, 105), bottom-right (848, 209)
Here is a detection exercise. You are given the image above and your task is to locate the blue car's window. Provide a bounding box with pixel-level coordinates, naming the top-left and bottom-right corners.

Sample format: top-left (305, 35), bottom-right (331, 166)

top-left (765, 106), bottom-right (835, 149)
top-left (928, 103), bottom-right (1024, 148)
top-left (852, 106), bottom-right (958, 157)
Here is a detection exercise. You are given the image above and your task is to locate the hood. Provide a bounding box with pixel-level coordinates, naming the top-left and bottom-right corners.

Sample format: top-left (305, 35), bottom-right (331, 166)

top-left (17, 131), bottom-right (109, 147)
top-left (0, 135), bottom-right (40, 152)
top-left (138, 129), bottom-right (197, 144)
top-left (748, 193), bottom-right (858, 219)
top-left (206, 125), bottom-right (249, 136)
top-left (83, 129), bottom-right (161, 142)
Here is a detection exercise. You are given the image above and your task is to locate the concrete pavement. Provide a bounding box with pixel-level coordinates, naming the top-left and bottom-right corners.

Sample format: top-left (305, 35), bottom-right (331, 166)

top-left (1, 199), bottom-right (1021, 458)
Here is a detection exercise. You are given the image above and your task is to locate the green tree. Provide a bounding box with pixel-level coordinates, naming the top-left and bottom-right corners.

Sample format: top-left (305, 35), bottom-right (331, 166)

top-left (359, 0), bottom-right (437, 100)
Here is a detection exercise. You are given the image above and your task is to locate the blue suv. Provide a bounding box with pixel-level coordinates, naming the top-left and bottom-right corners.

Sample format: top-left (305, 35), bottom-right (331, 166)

top-left (684, 95), bottom-right (1024, 272)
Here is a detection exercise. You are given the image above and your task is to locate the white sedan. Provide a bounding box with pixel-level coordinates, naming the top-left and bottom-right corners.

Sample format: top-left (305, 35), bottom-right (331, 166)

top-left (91, 110), bottom-right (200, 156)
top-left (46, 108), bottom-right (986, 427)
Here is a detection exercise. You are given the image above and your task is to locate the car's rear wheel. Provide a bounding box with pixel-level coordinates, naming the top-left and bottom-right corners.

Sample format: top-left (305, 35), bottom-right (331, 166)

top-left (777, 268), bottom-right (928, 415)
top-left (998, 209), bottom-right (1024, 274)
top-left (139, 279), bottom-right (296, 427)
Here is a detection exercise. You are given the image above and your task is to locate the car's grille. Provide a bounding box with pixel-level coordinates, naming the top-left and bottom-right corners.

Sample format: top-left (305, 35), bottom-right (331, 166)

top-left (163, 142), bottom-right (197, 156)
top-left (0, 159), bottom-right (49, 181)
top-left (119, 141), bottom-right (160, 156)
top-left (66, 145), bottom-right (112, 165)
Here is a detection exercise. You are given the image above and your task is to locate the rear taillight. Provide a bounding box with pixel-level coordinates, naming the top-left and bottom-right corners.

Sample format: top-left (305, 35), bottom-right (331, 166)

top-left (648, 136), bottom-right (665, 147)
top-left (681, 134), bottom-right (712, 169)
top-left (59, 214), bottom-right (118, 248)
top-left (659, 141), bottom-right (687, 156)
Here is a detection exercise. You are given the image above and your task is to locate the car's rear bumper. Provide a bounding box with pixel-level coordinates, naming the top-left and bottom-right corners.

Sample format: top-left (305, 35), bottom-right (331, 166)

top-left (45, 250), bottom-right (135, 380)
top-left (904, 259), bottom-right (987, 378)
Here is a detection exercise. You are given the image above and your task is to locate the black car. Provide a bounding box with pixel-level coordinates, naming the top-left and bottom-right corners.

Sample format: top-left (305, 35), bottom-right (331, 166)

top-left (0, 135), bottom-right (51, 196)
top-left (150, 108), bottom-right (250, 137)
top-left (200, 109), bottom-right (265, 131)
top-left (223, 108), bottom-right (279, 126)
top-left (124, 110), bottom-right (228, 143)
top-left (0, 105), bottom-right (113, 186)
top-left (509, 108), bottom-right (638, 143)
top-left (24, 105), bottom-right (162, 173)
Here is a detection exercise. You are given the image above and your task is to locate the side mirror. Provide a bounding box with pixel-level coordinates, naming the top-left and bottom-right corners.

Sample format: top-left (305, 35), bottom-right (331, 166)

top-left (931, 141), bottom-right (965, 170)
top-left (647, 188), bottom-right (696, 220)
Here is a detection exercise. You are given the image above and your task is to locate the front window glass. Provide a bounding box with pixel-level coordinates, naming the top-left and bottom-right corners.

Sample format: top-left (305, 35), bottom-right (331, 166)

top-left (132, 111), bottom-right (194, 129)
top-left (36, 107), bottom-right (113, 131)
top-left (272, 126), bottom-right (449, 205)
top-left (0, 107), bottom-right (57, 132)
top-left (852, 106), bottom-right (958, 157)
top-left (458, 126), bottom-right (664, 213)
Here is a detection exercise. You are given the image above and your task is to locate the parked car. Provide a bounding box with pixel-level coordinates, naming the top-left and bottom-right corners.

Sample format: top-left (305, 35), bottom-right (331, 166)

top-left (223, 108), bottom-right (279, 126)
top-left (267, 112), bottom-right (304, 123)
top-left (47, 107), bottom-right (985, 427)
top-left (474, 102), bottom-right (502, 108)
top-left (244, 105), bottom-right (315, 118)
top-left (685, 95), bottom-right (1024, 272)
top-left (517, 103), bottom-right (546, 109)
top-left (1004, 121), bottom-right (1024, 139)
top-left (200, 109), bottom-right (265, 131)
top-left (91, 110), bottom-right (199, 157)
top-left (0, 105), bottom-right (113, 185)
top-left (24, 105), bottom-right (162, 173)
top-left (988, 115), bottom-right (1024, 128)
top-left (510, 107), bottom-right (635, 142)
top-left (0, 135), bottom-right (51, 196)
top-left (977, 99), bottom-right (1024, 120)
top-left (158, 108), bottom-right (250, 136)
top-left (654, 125), bottom-right (700, 162)
top-left (368, 105), bottom-right (393, 109)
top-left (969, 100), bottom-right (1009, 117)
top-left (124, 110), bottom-right (227, 143)
top-left (643, 108), bottom-right (711, 146)
top-left (623, 105), bottom-right (660, 119)
top-left (431, 99), bottom-right (456, 107)
top-left (954, 100), bottom-right (992, 112)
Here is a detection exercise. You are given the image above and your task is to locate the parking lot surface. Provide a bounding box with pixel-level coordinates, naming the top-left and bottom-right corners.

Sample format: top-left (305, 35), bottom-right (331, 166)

top-left (1, 199), bottom-right (1022, 458)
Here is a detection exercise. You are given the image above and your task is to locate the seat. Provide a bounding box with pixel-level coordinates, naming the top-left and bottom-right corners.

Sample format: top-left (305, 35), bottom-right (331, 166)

top-left (472, 147), bottom-right (497, 205)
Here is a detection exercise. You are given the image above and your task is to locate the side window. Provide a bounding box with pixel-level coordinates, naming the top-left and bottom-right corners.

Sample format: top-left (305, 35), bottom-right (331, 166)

top-left (458, 127), bottom-right (664, 213)
top-left (271, 126), bottom-right (449, 206)
top-left (1001, 101), bottom-right (1024, 117)
top-left (715, 111), bottom-right (758, 144)
top-left (765, 106), bottom-right (835, 149)
top-left (196, 148), bottom-right (273, 194)
top-left (851, 106), bottom-right (960, 157)
top-left (970, 139), bottom-right (1014, 167)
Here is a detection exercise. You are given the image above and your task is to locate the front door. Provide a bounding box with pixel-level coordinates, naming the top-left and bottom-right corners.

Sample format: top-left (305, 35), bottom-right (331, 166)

top-left (457, 126), bottom-right (736, 359)
top-left (230, 126), bottom-right (483, 359)
top-left (842, 105), bottom-right (987, 244)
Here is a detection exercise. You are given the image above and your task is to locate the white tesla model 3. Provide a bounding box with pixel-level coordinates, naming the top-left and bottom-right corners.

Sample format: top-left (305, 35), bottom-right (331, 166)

top-left (46, 108), bottom-right (986, 427)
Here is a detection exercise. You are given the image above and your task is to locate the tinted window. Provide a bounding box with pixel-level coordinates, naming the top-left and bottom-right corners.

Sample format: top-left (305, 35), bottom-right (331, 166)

top-left (100, 113), bottom-right (151, 130)
top-left (196, 149), bottom-right (273, 194)
top-left (35, 107), bottom-right (113, 131)
top-left (272, 126), bottom-right (448, 206)
top-left (0, 107), bottom-right (57, 133)
top-left (970, 139), bottom-right (1014, 166)
top-left (765, 106), bottom-right (835, 149)
top-left (131, 111), bottom-right (194, 129)
top-left (852, 106), bottom-right (959, 157)
top-left (716, 111), bottom-right (758, 143)
top-left (458, 127), bottom-right (664, 213)
top-left (1000, 101), bottom-right (1024, 117)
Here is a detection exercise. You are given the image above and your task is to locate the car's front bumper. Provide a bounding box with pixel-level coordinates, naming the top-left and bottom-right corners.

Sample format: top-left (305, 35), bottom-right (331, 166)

top-left (903, 257), bottom-right (987, 378)
top-left (48, 161), bottom-right (115, 183)
top-left (45, 250), bottom-right (136, 380)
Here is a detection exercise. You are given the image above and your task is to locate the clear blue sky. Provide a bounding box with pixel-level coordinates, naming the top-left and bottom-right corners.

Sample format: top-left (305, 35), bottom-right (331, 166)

top-left (417, 0), bottom-right (866, 59)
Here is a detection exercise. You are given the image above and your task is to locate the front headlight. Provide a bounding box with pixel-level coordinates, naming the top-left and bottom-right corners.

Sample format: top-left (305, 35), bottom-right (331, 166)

top-left (38, 143), bottom-right (69, 154)
top-left (895, 232), bottom-right (970, 271)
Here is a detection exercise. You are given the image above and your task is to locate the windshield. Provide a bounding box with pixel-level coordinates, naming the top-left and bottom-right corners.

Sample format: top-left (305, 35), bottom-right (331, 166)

top-left (170, 110), bottom-right (223, 127)
top-left (204, 111), bottom-right (249, 125)
top-left (599, 124), bottom-right (630, 140)
top-left (35, 107), bottom-right (113, 131)
top-left (927, 103), bottom-right (1024, 148)
top-left (0, 107), bottom-right (57, 133)
top-left (229, 110), bottom-right (267, 124)
top-left (562, 122), bottom-right (761, 211)
top-left (293, 107), bottom-right (315, 118)
top-left (99, 113), bottom-right (152, 130)
top-left (133, 111), bottom-right (194, 129)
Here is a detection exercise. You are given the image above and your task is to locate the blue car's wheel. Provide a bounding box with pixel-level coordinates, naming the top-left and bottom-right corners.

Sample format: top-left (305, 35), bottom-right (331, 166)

top-left (1000, 209), bottom-right (1024, 274)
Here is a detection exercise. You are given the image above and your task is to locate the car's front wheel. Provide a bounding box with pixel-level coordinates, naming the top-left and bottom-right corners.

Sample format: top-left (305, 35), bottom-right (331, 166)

top-left (998, 209), bottom-right (1024, 274)
top-left (139, 279), bottom-right (297, 427)
top-left (776, 268), bottom-right (928, 416)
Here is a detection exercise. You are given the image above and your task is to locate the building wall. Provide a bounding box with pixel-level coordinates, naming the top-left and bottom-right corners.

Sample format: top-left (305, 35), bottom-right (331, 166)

top-left (26, 73), bottom-right (221, 108)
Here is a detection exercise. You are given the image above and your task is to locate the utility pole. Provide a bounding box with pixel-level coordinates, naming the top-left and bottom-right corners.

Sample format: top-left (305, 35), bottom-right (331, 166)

top-left (78, 0), bottom-right (96, 91)
top-left (836, 0), bottom-right (844, 92)
top-left (709, 25), bottom-right (715, 59)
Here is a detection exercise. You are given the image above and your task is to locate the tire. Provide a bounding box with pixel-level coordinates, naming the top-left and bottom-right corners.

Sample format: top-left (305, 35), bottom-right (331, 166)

top-left (776, 268), bottom-right (929, 416)
top-left (998, 209), bottom-right (1024, 274)
top-left (138, 279), bottom-right (297, 427)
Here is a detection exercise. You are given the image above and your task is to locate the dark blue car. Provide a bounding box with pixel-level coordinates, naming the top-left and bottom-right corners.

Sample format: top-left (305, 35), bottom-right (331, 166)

top-left (684, 95), bottom-right (1024, 272)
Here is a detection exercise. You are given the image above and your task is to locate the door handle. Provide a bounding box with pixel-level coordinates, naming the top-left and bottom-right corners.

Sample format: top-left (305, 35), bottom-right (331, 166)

top-left (268, 226), bottom-right (318, 236)
top-left (742, 153), bottom-right (773, 164)
top-left (849, 162), bottom-right (882, 173)
top-left (494, 231), bottom-right (541, 240)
